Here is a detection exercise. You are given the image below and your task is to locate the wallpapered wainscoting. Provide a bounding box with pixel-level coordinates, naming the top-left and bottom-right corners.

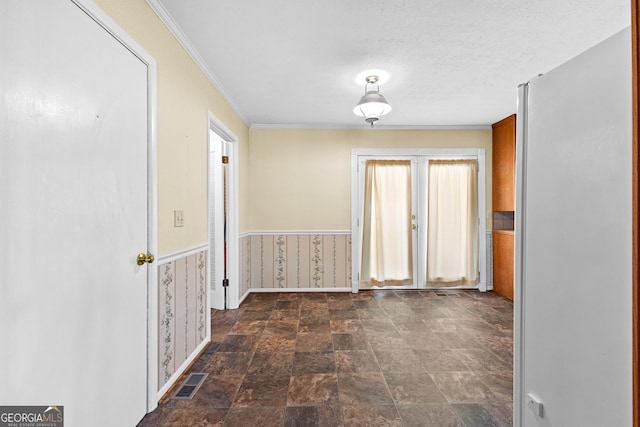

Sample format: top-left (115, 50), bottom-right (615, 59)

top-left (240, 232), bottom-right (352, 295)
top-left (157, 246), bottom-right (209, 396)
top-left (239, 231), bottom-right (493, 299)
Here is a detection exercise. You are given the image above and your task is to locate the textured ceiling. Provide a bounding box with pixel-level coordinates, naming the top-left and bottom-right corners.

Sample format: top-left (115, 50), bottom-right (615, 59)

top-left (151, 0), bottom-right (630, 128)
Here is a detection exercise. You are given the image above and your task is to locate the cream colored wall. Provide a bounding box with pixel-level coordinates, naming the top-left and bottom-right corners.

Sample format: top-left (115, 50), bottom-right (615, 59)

top-left (92, 1), bottom-right (493, 246)
top-left (94, 0), bottom-right (250, 254)
top-left (249, 128), bottom-right (492, 231)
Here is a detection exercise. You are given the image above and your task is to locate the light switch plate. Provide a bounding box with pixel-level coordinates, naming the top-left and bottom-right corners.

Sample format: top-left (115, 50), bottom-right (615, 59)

top-left (174, 210), bottom-right (184, 227)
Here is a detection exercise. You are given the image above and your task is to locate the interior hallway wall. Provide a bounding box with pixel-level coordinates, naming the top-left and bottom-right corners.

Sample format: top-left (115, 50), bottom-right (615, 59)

top-left (243, 129), bottom-right (492, 293)
top-left (95, 0), bottom-right (250, 253)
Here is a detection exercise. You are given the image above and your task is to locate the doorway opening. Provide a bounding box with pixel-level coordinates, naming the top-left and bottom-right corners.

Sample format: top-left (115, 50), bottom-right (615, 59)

top-left (351, 149), bottom-right (487, 293)
top-left (208, 113), bottom-right (239, 309)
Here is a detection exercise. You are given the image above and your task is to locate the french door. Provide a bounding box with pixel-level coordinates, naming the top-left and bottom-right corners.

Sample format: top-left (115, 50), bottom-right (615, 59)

top-left (351, 149), bottom-right (487, 292)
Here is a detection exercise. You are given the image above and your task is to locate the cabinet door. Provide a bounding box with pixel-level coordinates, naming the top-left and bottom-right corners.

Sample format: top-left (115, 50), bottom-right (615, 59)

top-left (492, 115), bottom-right (516, 211)
top-left (493, 231), bottom-right (514, 300)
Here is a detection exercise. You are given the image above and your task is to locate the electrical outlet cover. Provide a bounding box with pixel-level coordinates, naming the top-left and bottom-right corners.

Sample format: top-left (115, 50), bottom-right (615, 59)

top-left (174, 210), bottom-right (184, 227)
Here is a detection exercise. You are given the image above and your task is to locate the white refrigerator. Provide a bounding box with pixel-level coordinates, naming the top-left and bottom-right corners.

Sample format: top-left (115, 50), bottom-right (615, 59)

top-left (514, 27), bottom-right (632, 426)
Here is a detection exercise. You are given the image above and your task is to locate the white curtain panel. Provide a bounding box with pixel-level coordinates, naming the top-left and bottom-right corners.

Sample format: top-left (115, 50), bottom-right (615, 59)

top-left (361, 160), bottom-right (413, 286)
top-left (427, 160), bottom-right (479, 286)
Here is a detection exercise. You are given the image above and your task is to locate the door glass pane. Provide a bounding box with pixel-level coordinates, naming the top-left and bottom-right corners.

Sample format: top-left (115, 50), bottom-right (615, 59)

top-left (361, 160), bottom-right (413, 286)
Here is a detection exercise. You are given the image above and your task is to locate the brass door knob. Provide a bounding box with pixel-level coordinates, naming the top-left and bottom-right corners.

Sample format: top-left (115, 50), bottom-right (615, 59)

top-left (137, 252), bottom-right (155, 266)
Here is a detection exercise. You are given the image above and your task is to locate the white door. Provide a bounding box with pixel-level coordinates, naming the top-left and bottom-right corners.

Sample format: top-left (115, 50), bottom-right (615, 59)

top-left (0, 2), bottom-right (152, 426)
top-left (209, 133), bottom-right (225, 309)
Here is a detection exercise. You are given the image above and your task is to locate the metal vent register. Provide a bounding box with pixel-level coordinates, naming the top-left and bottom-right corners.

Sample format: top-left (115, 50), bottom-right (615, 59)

top-left (171, 373), bottom-right (209, 400)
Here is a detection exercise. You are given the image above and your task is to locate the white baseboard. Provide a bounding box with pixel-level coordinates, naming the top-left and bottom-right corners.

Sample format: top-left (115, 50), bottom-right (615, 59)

top-left (156, 335), bottom-right (210, 401)
top-left (250, 287), bottom-right (352, 293)
top-left (239, 289), bottom-right (251, 304)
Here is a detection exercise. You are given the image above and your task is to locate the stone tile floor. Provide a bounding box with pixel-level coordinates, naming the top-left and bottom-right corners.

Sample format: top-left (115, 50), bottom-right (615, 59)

top-left (138, 290), bottom-right (513, 426)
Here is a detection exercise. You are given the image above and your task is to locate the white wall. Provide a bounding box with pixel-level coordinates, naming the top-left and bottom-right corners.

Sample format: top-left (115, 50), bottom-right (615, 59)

top-left (516, 28), bottom-right (632, 426)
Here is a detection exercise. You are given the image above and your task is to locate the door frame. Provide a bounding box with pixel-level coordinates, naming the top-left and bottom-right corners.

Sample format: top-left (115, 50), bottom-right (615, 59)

top-left (631, 2), bottom-right (639, 425)
top-left (73, 0), bottom-right (158, 413)
top-left (208, 112), bottom-right (240, 310)
top-left (351, 148), bottom-right (487, 293)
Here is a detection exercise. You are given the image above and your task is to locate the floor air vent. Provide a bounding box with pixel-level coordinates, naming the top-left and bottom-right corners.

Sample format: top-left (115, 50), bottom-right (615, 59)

top-left (171, 373), bottom-right (208, 400)
top-left (436, 293), bottom-right (448, 296)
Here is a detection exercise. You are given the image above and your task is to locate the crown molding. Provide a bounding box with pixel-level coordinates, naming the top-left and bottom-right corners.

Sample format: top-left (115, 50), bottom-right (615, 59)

top-left (250, 123), bottom-right (492, 130)
top-left (146, 1), bottom-right (493, 132)
top-left (145, 0), bottom-right (250, 126)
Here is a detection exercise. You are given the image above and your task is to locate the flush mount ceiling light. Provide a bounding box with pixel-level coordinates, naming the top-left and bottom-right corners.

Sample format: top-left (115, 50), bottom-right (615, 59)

top-left (353, 75), bottom-right (392, 127)
top-left (355, 69), bottom-right (391, 86)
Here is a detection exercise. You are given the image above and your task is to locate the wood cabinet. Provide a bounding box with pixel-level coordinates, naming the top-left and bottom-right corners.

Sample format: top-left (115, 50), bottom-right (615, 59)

top-left (492, 115), bottom-right (516, 211)
top-left (492, 230), bottom-right (514, 300)
top-left (492, 114), bottom-right (516, 300)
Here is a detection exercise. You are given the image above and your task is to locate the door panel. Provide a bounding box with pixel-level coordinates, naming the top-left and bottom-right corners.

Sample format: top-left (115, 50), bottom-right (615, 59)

top-left (426, 159), bottom-right (480, 287)
top-left (0, 2), bottom-right (149, 425)
top-left (355, 153), bottom-right (485, 292)
top-left (209, 135), bottom-right (225, 309)
top-left (359, 159), bottom-right (418, 289)
top-left (358, 157), bottom-right (418, 289)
